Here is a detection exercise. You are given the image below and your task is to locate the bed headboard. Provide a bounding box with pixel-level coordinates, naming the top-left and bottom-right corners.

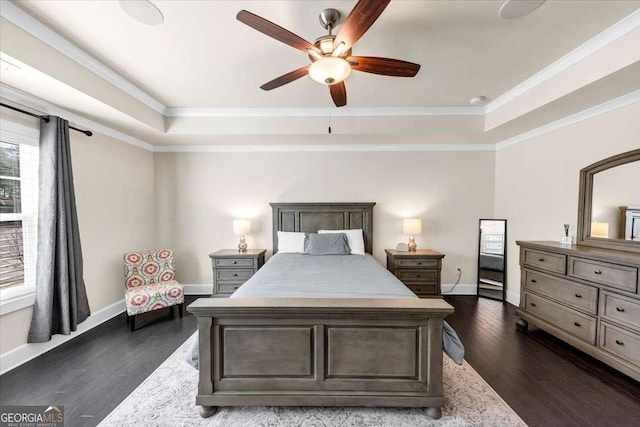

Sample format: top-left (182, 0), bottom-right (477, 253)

top-left (270, 202), bottom-right (375, 254)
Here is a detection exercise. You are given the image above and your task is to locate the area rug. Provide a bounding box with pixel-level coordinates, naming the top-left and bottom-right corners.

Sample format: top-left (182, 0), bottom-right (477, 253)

top-left (99, 334), bottom-right (526, 427)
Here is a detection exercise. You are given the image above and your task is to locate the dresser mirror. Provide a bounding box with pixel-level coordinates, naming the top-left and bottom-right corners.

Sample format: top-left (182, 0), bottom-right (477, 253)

top-left (477, 219), bottom-right (507, 301)
top-left (577, 149), bottom-right (640, 253)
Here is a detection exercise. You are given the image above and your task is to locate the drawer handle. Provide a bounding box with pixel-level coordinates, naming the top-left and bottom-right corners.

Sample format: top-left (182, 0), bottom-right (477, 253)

top-left (594, 270), bottom-right (602, 275)
top-left (616, 307), bottom-right (625, 312)
top-left (574, 322), bottom-right (581, 327)
top-left (531, 279), bottom-right (537, 283)
top-left (530, 302), bottom-right (536, 307)
top-left (538, 257), bottom-right (544, 262)
top-left (416, 274), bottom-right (421, 278)
top-left (615, 340), bottom-right (624, 346)
top-left (575, 294), bottom-right (582, 298)
top-left (417, 262), bottom-right (422, 265)
top-left (233, 273), bottom-right (238, 277)
top-left (232, 260), bottom-right (237, 264)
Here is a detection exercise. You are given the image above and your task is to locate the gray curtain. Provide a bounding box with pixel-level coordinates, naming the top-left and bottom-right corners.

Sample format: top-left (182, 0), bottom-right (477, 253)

top-left (28, 116), bottom-right (90, 343)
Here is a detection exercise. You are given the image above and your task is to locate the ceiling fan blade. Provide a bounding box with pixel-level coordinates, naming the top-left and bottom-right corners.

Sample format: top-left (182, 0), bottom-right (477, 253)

top-left (333, 0), bottom-right (391, 51)
top-left (329, 82), bottom-right (347, 107)
top-left (260, 66), bottom-right (309, 91)
top-left (348, 56), bottom-right (420, 77)
top-left (237, 10), bottom-right (320, 54)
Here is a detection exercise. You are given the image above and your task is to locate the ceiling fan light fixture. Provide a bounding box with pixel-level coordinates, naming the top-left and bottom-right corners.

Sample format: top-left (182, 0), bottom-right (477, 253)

top-left (308, 57), bottom-right (352, 85)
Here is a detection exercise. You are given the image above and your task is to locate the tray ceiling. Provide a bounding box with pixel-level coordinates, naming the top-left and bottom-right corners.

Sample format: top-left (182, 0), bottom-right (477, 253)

top-left (11, 0), bottom-right (640, 108)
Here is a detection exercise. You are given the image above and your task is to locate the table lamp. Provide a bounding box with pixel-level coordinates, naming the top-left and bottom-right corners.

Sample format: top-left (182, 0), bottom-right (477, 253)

top-left (403, 218), bottom-right (422, 251)
top-left (233, 219), bottom-right (251, 252)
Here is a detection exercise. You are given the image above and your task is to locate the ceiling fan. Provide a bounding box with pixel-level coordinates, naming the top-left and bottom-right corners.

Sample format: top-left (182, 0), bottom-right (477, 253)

top-left (237, 0), bottom-right (420, 107)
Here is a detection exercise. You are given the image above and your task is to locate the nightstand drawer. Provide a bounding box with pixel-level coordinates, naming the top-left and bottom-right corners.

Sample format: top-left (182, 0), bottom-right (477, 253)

top-left (397, 258), bottom-right (438, 268)
top-left (217, 283), bottom-right (243, 294)
top-left (215, 258), bottom-right (255, 268)
top-left (523, 248), bottom-right (566, 274)
top-left (216, 268), bottom-right (254, 281)
top-left (398, 270), bottom-right (438, 283)
top-left (406, 283), bottom-right (438, 296)
top-left (569, 257), bottom-right (637, 293)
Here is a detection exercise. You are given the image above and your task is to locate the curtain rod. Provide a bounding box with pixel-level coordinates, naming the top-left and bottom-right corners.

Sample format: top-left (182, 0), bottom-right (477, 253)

top-left (0, 102), bottom-right (93, 137)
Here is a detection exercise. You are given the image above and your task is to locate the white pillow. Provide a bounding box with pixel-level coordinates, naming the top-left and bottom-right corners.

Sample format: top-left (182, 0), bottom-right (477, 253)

top-left (277, 231), bottom-right (305, 253)
top-left (318, 229), bottom-right (365, 255)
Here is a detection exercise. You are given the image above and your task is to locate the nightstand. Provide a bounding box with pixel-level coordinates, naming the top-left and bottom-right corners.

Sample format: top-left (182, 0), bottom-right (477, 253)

top-left (385, 249), bottom-right (445, 297)
top-left (209, 249), bottom-right (266, 297)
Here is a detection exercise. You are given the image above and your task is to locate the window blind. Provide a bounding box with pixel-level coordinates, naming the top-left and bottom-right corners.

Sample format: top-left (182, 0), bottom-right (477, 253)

top-left (0, 139), bottom-right (38, 289)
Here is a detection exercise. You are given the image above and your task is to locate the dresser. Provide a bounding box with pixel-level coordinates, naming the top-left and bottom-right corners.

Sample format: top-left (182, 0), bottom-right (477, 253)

top-left (516, 241), bottom-right (640, 381)
top-left (385, 249), bottom-right (444, 297)
top-left (209, 249), bottom-right (266, 297)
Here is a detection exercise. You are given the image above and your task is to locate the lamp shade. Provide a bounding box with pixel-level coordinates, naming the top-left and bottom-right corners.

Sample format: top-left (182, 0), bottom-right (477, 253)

top-left (591, 221), bottom-right (609, 238)
top-left (403, 219), bottom-right (422, 235)
top-left (233, 219), bottom-right (251, 236)
top-left (308, 57), bottom-right (352, 85)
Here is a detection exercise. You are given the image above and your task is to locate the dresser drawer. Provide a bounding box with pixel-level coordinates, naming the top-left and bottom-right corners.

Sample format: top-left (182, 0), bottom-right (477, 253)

top-left (601, 291), bottom-right (640, 332)
top-left (524, 269), bottom-right (598, 315)
top-left (568, 257), bottom-right (637, 293)
top-left (398, 269), bottom-right (438, 283)
top-left (523, 249), bottom-right (566, 274)
top-left (215, 258), bottom-right (255, 268)
top-left (599, 321), bottom-right (640, 368)
top-left (397, 258), bottom-right (438, 268)
top-left (524, 292), bottom-right (596, 344)
top-left (216, 268), bottom-right (254, 281)
top-left (217, 283), bottom-right (242, 295)
top-left (405, 283), bottom-right (438, 296)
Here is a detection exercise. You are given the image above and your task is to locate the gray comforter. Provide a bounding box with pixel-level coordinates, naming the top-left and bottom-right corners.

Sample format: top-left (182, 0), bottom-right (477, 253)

top-left (187, 253), bottom-right (464, 368)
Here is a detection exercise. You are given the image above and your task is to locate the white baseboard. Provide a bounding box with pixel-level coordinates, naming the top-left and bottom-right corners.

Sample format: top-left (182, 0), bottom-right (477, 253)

top-left (506, 291), bottom-right (520, 307)
top-left (0, 299), bottom-right (125, 375)
top-left (182, 284), bottom-right (213, 295)
top-left (441, 284), bottom-right (477, 295)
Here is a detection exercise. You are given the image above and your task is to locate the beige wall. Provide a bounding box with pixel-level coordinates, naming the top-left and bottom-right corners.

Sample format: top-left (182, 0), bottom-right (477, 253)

top-left (0, 113), bottom-right (155, 354)
top-left (495, 102), bottom-right (640, 304)
top-left (155, 150), bottom-right (496, 287)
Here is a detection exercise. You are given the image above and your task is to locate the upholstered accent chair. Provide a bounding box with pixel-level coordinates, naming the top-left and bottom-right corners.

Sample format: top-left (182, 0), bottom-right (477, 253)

top-left (123, 249), bottom-right (184, 331)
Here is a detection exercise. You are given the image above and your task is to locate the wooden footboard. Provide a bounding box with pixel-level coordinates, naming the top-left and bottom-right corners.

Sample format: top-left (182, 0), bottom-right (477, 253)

top-left (187, 298), bottom-right (454, 419)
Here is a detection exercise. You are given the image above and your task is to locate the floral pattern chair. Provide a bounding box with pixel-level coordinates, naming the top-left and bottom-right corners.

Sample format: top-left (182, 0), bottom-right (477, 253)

top-left (123, 249), bottom-right (184, 331)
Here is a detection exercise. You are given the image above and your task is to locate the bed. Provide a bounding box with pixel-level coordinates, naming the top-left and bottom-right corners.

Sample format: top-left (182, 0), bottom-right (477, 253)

top-left (187, 203), bottom-right (457, 419)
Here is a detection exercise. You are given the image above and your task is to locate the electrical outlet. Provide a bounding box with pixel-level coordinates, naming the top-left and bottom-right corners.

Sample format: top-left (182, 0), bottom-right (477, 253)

top-left (456, 266), bottom-right (462, 273)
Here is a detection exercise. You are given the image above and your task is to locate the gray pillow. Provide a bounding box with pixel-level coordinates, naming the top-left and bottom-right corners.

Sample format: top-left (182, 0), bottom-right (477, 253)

top-left (303, 233), bottom-right (351, 255)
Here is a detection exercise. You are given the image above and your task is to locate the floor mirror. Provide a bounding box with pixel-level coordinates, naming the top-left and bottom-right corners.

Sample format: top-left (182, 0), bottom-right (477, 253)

top-left (477, 219), bottom-right (507, 301)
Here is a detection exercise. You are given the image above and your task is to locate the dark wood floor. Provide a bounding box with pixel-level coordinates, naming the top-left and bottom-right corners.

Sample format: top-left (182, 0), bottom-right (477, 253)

top-left (445, 296), bottom-right (640, 427)
top-left (1, 296), bottom-right (639, 427)
top-left (0, 297), bottom-right (199, 427)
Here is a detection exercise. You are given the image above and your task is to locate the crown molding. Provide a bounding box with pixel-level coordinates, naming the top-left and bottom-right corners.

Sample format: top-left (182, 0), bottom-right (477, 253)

top-left (2, 1), bottom-right (637, 124)
top-left (154, 143), bottom-right (496, 153)
top-left (0, 118), bottom-right (39, 145)
top-left (495, 90), bottom-right (640, 150)
top-left (3, 83), bottom-right (637, 154)
top-left (486, 9), bottom-right (640, 114)
top-left (165, 106), bottom-right (485, 118)
top-left (0, 0), bottom-right (166, 114)
top-left (0, 84), bottom-right (156, 152)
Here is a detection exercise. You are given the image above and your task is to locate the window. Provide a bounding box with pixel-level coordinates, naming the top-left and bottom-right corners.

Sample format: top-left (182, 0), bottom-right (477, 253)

top-left (0, 125), bottom-right (38, 296)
